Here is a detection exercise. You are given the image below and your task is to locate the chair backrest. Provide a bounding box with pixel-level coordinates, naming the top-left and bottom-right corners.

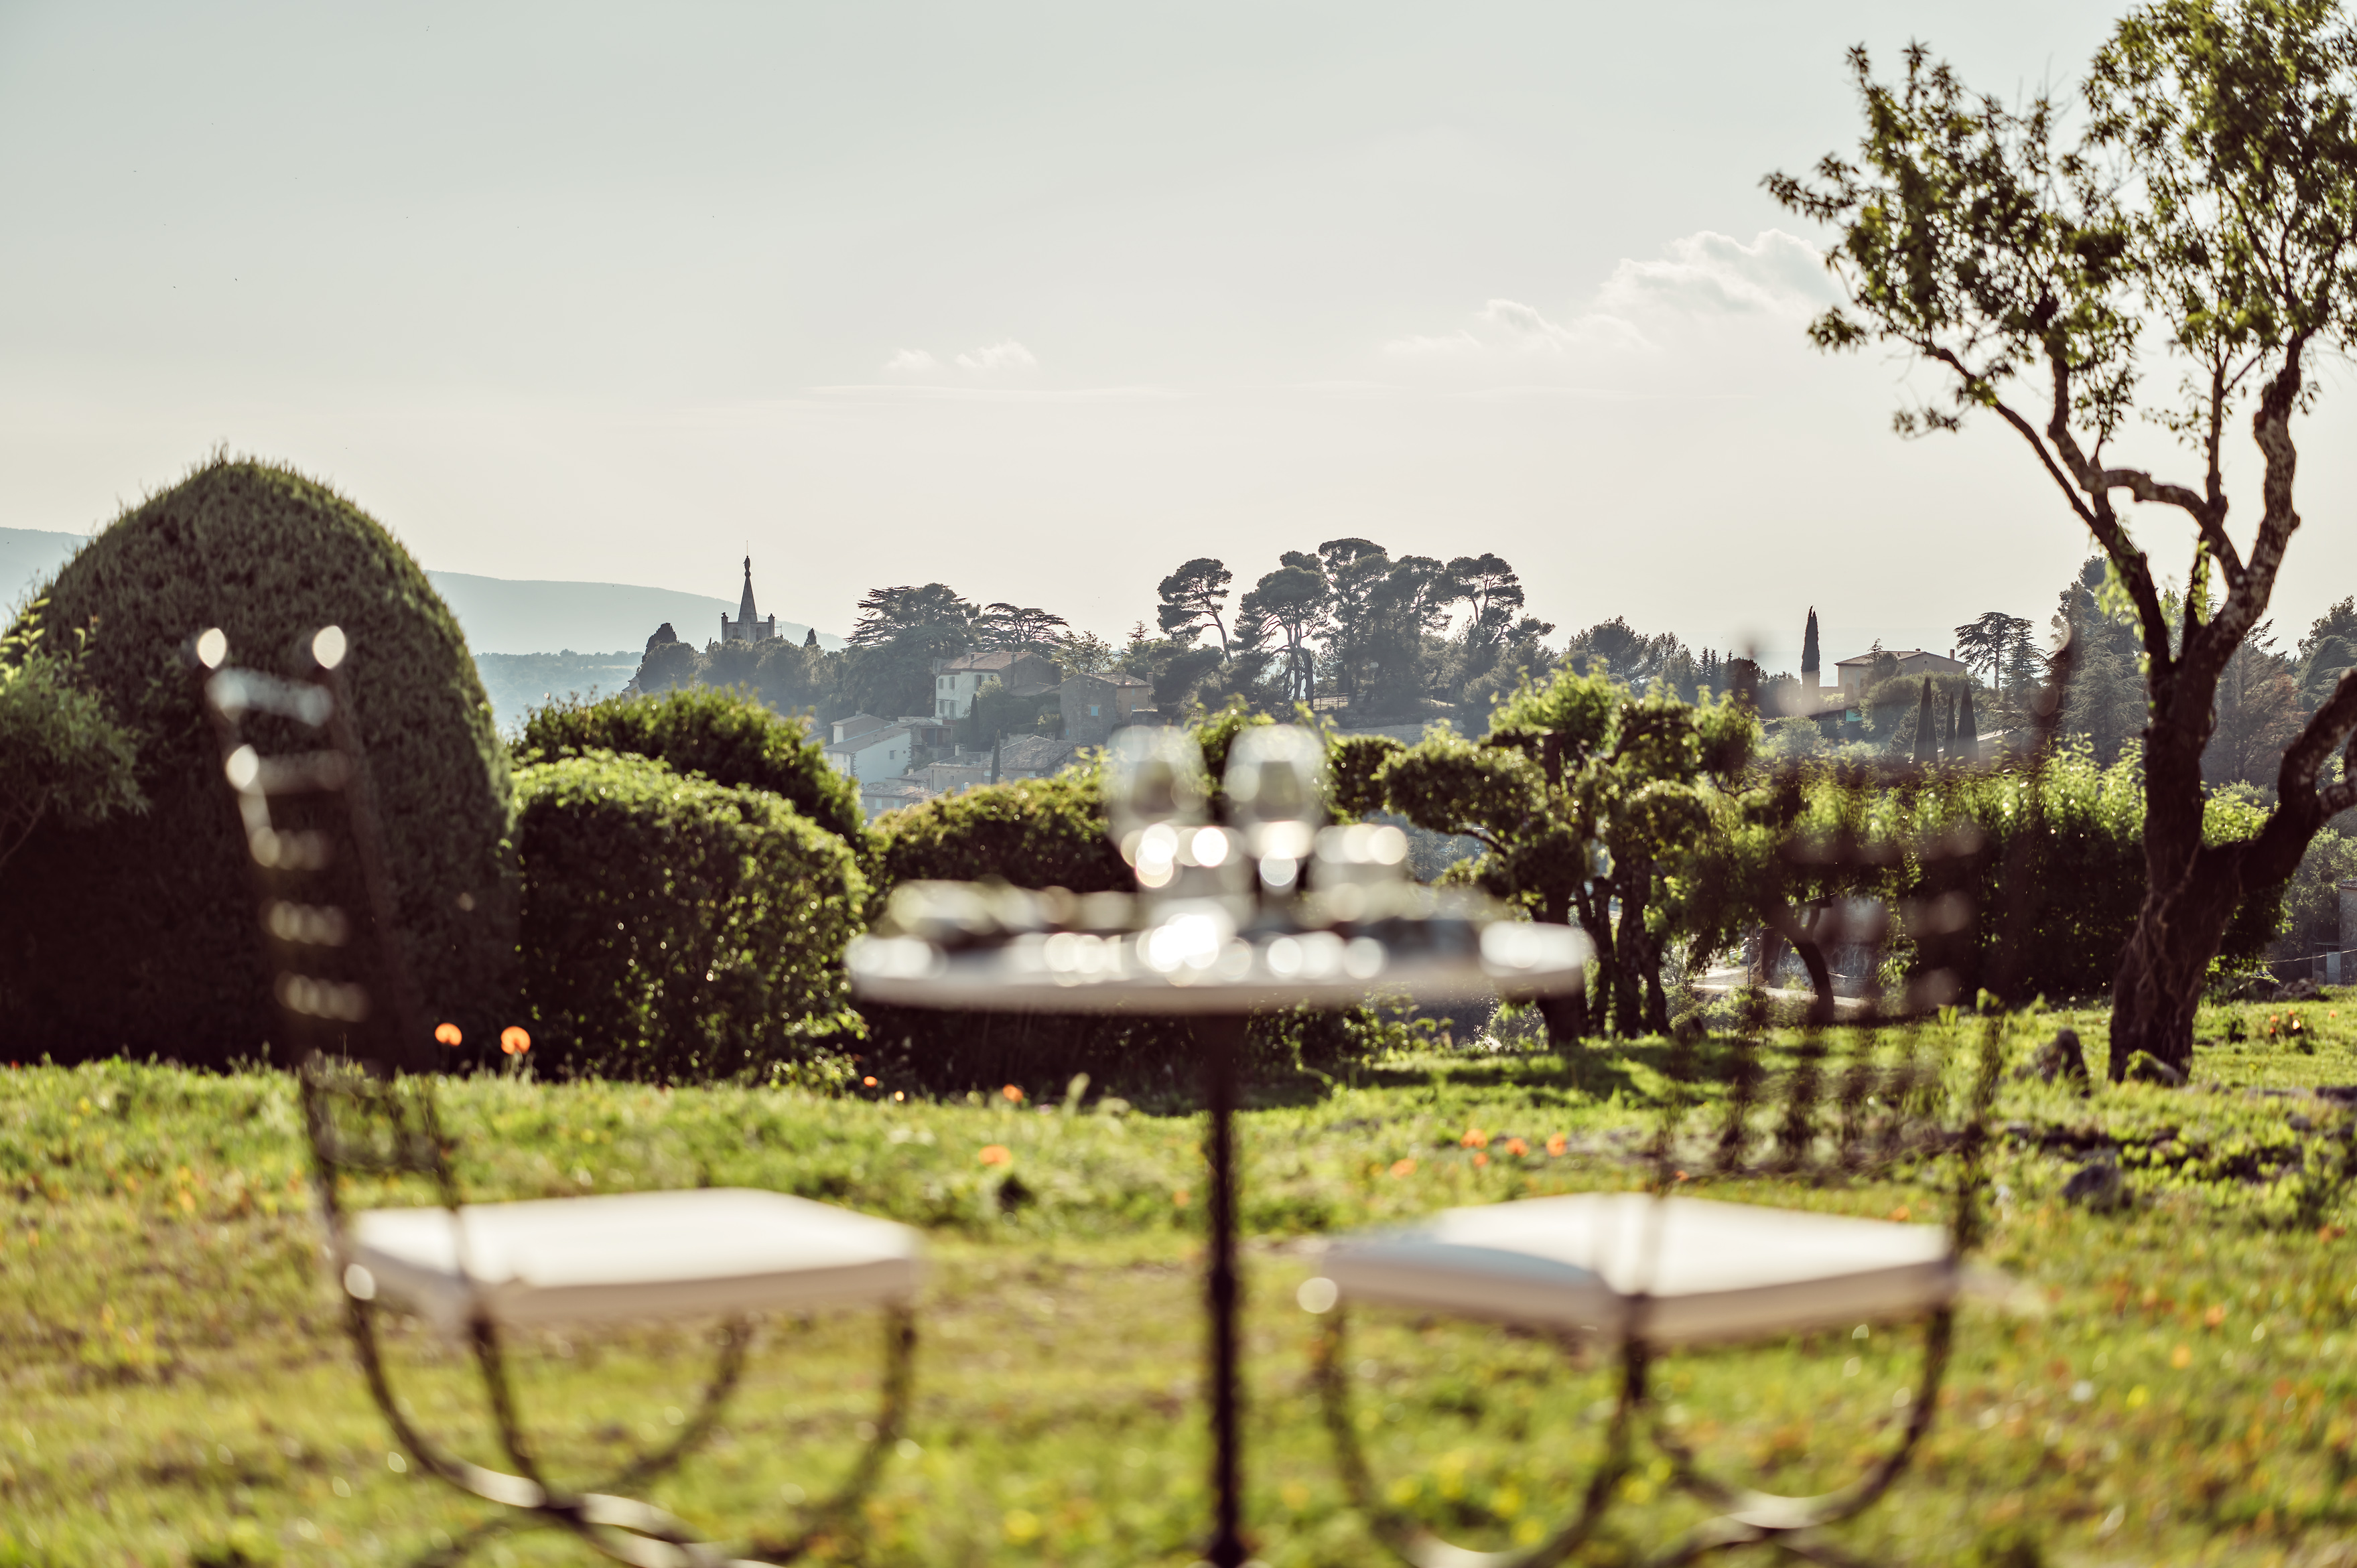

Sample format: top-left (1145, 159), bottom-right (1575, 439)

top-left (193, 624), bottom-right (437, 1074)
top-left (1649, 760), bottom-right (2010, 1254)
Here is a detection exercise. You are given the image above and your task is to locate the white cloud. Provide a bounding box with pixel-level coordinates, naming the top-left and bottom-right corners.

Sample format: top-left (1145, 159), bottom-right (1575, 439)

top-left (1384, 298), bottom-right (1647, 359)
top-left (882, 348), bottom-right (941, 373)
top-left (1595, 230), bottom-right (1832, 318)
top-left (1384, 229), bottom-right (1831, 366)
top-left (954, 339), bottom-right (1038, 372)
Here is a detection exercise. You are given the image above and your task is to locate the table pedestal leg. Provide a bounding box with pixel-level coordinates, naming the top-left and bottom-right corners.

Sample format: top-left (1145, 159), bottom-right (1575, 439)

top-left (1201, 1015), bottom-right (1248, 1568)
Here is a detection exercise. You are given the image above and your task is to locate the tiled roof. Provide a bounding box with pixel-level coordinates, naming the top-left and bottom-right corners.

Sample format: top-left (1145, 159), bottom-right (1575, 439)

top-left (941, 649), bottom-right (1057, 673)
top-left (995, 734), bottom-right (1082, 773)
top-left (826, 724), bottom-right (909, 753)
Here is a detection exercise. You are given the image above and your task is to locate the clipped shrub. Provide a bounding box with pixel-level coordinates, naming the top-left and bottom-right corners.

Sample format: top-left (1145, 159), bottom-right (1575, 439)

top-left (515, 687), bottom-right (864, 855)
top-left (874, 772), bottom-right (1128, 893)
top-left (0, 457), bottom-right (516, 1066)
top-left (864, 739), bottom-right (1412, 1095)
top-left (1779, 746), bottom-right (2281, 1003)
top-left (516, 751), bottom-right (864, 1081)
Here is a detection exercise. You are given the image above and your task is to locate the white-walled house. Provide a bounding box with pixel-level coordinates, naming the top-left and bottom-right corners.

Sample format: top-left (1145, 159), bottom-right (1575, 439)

top-left (823, 723), bottom-right (913, 781)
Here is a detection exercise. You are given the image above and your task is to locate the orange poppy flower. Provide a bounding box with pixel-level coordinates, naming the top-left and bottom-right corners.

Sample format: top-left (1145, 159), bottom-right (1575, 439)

top-left (1502, 1137), bottom-right (1529, 1157)
top-left (500, 1026), bottom-right (531, 1056)
top-left (1461, 1128), bottom-right (1489, 1149)
top-left (979, 1145), bottom-right (1012, 1166)
top-left (1546, 1133), bottom-right (1568, 1157)
top-left (1002, 1084), bottom-right (1025, 1103)
top-left (433, 1022), bottom-right (462, 1047)
top-left (1390, 1158), bottom-right (1417, 1178)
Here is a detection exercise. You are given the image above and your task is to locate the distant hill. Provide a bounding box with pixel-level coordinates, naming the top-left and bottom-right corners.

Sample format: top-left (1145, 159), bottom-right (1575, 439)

top-left (425, 571), bottom-right (844, 656)
top-left (474, 650), bottom-right (644, 735)
top-left (0, 528), bottom-right (841, 654)
top-left (0, 527), bottom-right (85, 609)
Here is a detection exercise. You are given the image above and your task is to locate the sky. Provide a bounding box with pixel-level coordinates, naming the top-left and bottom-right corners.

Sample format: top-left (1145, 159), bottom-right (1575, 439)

top-left (5, 0), bottom-right (2357, 670)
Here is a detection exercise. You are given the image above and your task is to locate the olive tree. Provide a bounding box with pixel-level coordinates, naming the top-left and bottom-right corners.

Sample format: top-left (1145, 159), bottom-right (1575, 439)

top-left (1769, 0), bottom-right (2357, 1076)
top-left (1381, 669), bottom-right (1757, 1040)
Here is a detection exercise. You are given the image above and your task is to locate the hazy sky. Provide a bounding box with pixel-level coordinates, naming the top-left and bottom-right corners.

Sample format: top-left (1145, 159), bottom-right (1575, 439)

top-left (6, 1), bottom-right (2356, 666)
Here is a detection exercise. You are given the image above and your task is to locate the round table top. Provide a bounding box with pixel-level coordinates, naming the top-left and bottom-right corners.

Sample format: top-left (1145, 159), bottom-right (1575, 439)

top-left (847, 917), bottom-right (1589, 1016)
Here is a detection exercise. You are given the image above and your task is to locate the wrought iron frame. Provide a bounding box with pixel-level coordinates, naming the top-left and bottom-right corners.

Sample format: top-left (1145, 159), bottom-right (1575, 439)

top-left (198, 627), bottom-right (915, 1566)
top-left (1306, 664), bottom-right (2078, 1567)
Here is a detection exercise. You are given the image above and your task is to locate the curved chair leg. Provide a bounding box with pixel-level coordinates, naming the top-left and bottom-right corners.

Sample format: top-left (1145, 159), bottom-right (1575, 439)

top-left (743, 1304), bottom-right (919, 1563)
top-left (344, 1286), bottom-right (765, 1566)
top-left (407, 1314), bottom-right (758, 1566)
top-left (1640, 1307), bottom-right (1954, 1567)
top-left (1314, 1308), bottom-right (1639, 1568)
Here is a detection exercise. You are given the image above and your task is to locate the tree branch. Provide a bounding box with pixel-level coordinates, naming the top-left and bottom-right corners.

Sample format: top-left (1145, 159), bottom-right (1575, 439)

top-left (2279, 663), bottom-right (2357, 812)
top-left (2017, 343), bottom-right (2176, 668)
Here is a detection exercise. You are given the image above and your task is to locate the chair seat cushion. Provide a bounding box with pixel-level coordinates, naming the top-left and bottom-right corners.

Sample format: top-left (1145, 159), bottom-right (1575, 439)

top-left (1320, 1194), bottom-right (1956, 1345)
top-left (341, 1188), bottom-right (923, 1333)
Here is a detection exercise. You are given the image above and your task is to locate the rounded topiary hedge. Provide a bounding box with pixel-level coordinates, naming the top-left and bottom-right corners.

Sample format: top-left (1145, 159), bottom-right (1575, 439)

top-left (515, 750), bottom-right (865, 1082)
top-left (515, 687), bottom-right (868, 863)
top-left (0, 457), bottom-right (517, 1066)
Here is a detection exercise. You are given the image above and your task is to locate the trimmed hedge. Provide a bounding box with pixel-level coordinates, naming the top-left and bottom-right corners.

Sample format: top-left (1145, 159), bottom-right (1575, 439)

top-left (874, 773), bottom-right (1130, 893)
top-left (864, 753), bottom-right (1402, 1095)
top-left (516, 751), bottom-right (865, 1081)
top-left (0, 457), bottom-right (516, 1066)
top-left (515, 687), bottom-right (864, 856)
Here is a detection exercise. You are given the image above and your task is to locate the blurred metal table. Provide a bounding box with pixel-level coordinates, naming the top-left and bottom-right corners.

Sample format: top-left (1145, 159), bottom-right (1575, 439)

top-left (850, 908), bottom-right (1586, 1567)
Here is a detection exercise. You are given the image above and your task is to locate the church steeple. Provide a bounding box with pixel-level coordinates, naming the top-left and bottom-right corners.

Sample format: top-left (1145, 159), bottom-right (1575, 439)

top-left (721, 556), bottom-right (778, 644)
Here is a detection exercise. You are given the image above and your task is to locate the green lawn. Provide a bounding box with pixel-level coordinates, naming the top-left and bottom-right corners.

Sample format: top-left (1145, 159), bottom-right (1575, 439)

top-left (5, 1000), bottom-right (2357, 1566)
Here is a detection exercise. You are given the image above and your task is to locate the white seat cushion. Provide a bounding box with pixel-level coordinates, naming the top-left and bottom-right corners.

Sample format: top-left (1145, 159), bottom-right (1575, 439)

top-left (1321, 1194), bottom-right (1956, 1346)
top-left (340, 1188), bottom-right (923, 1334)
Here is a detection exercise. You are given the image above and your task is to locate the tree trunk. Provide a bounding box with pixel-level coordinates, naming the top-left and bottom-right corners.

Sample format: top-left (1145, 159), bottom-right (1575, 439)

top-left (2106, 642), bottom-right (2330, 1077)
top-left (1611, 874), bottom-right (1648, 1038)
top-left (1537, 887), bottom-right (1593, 1046)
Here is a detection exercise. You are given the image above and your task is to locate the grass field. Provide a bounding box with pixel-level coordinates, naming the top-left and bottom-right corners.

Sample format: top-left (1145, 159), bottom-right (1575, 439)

top-left (7, 999), bottom-right (2357, 1567)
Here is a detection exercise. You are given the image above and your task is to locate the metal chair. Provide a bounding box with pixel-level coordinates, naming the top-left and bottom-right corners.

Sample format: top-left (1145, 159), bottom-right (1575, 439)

top-left (196, 625), bottom-right (921, 1567)
top-left (1305, 783), bottom-right (2009, 1568)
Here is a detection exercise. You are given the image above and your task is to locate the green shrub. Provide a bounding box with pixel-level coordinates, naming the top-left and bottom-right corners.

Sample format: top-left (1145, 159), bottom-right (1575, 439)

top-left (0, 457), bottom-right (515, 1066)
top-left (515, 751), bottom-right (864, 1081)
top-left (863, 740), bottom-right (1412, 1096)
top-left (874, 772), bottom-right (1129, 893)
top-left (1779, 746), bottom-right (2280, 1002)
top-left (2275, 825), bottom-right (2357, 960)
top-left (0, 602), bottom-right (144, 872)
top-left (514, 686), bottom-right (864, 855)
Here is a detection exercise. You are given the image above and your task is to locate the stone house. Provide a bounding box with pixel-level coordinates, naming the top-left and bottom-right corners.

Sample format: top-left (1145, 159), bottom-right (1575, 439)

top-left (915, 760), bottom-right (993, 796)
top-left (933, 650), bottom-right (1062, 720)
top-left (1059, 672), bottom-right (1150, 745)
top-left (1832, 648), bottom-right (1966, 699)
top-left (859, 775), bottom-right (935, 819)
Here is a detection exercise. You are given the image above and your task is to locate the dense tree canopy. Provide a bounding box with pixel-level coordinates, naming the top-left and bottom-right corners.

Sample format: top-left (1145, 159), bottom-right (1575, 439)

top-left (1769, 0), bottom-right (2357, 1073)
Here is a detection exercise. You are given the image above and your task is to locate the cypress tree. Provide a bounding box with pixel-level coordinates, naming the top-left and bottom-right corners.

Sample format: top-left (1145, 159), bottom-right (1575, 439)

top-left (1912, 679), bottom-right (1938, 765)
top-left (1802, 608), bottom-right (1821, 679)
top-left (1956, 685), bottom-right (1980, 761)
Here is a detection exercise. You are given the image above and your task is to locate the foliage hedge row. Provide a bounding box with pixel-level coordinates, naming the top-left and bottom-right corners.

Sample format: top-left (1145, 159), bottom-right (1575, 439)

top-left (1777, 746), bottom-right (2279, 1001)
top-left (0, 457), bottom-right (517, 1066)
top-left (862, 747), bottom-right (1412, 1095)
top-left (514, 687), bottom-right (866, 863)
top-left (515, 751), bottom-right (865, 1082)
